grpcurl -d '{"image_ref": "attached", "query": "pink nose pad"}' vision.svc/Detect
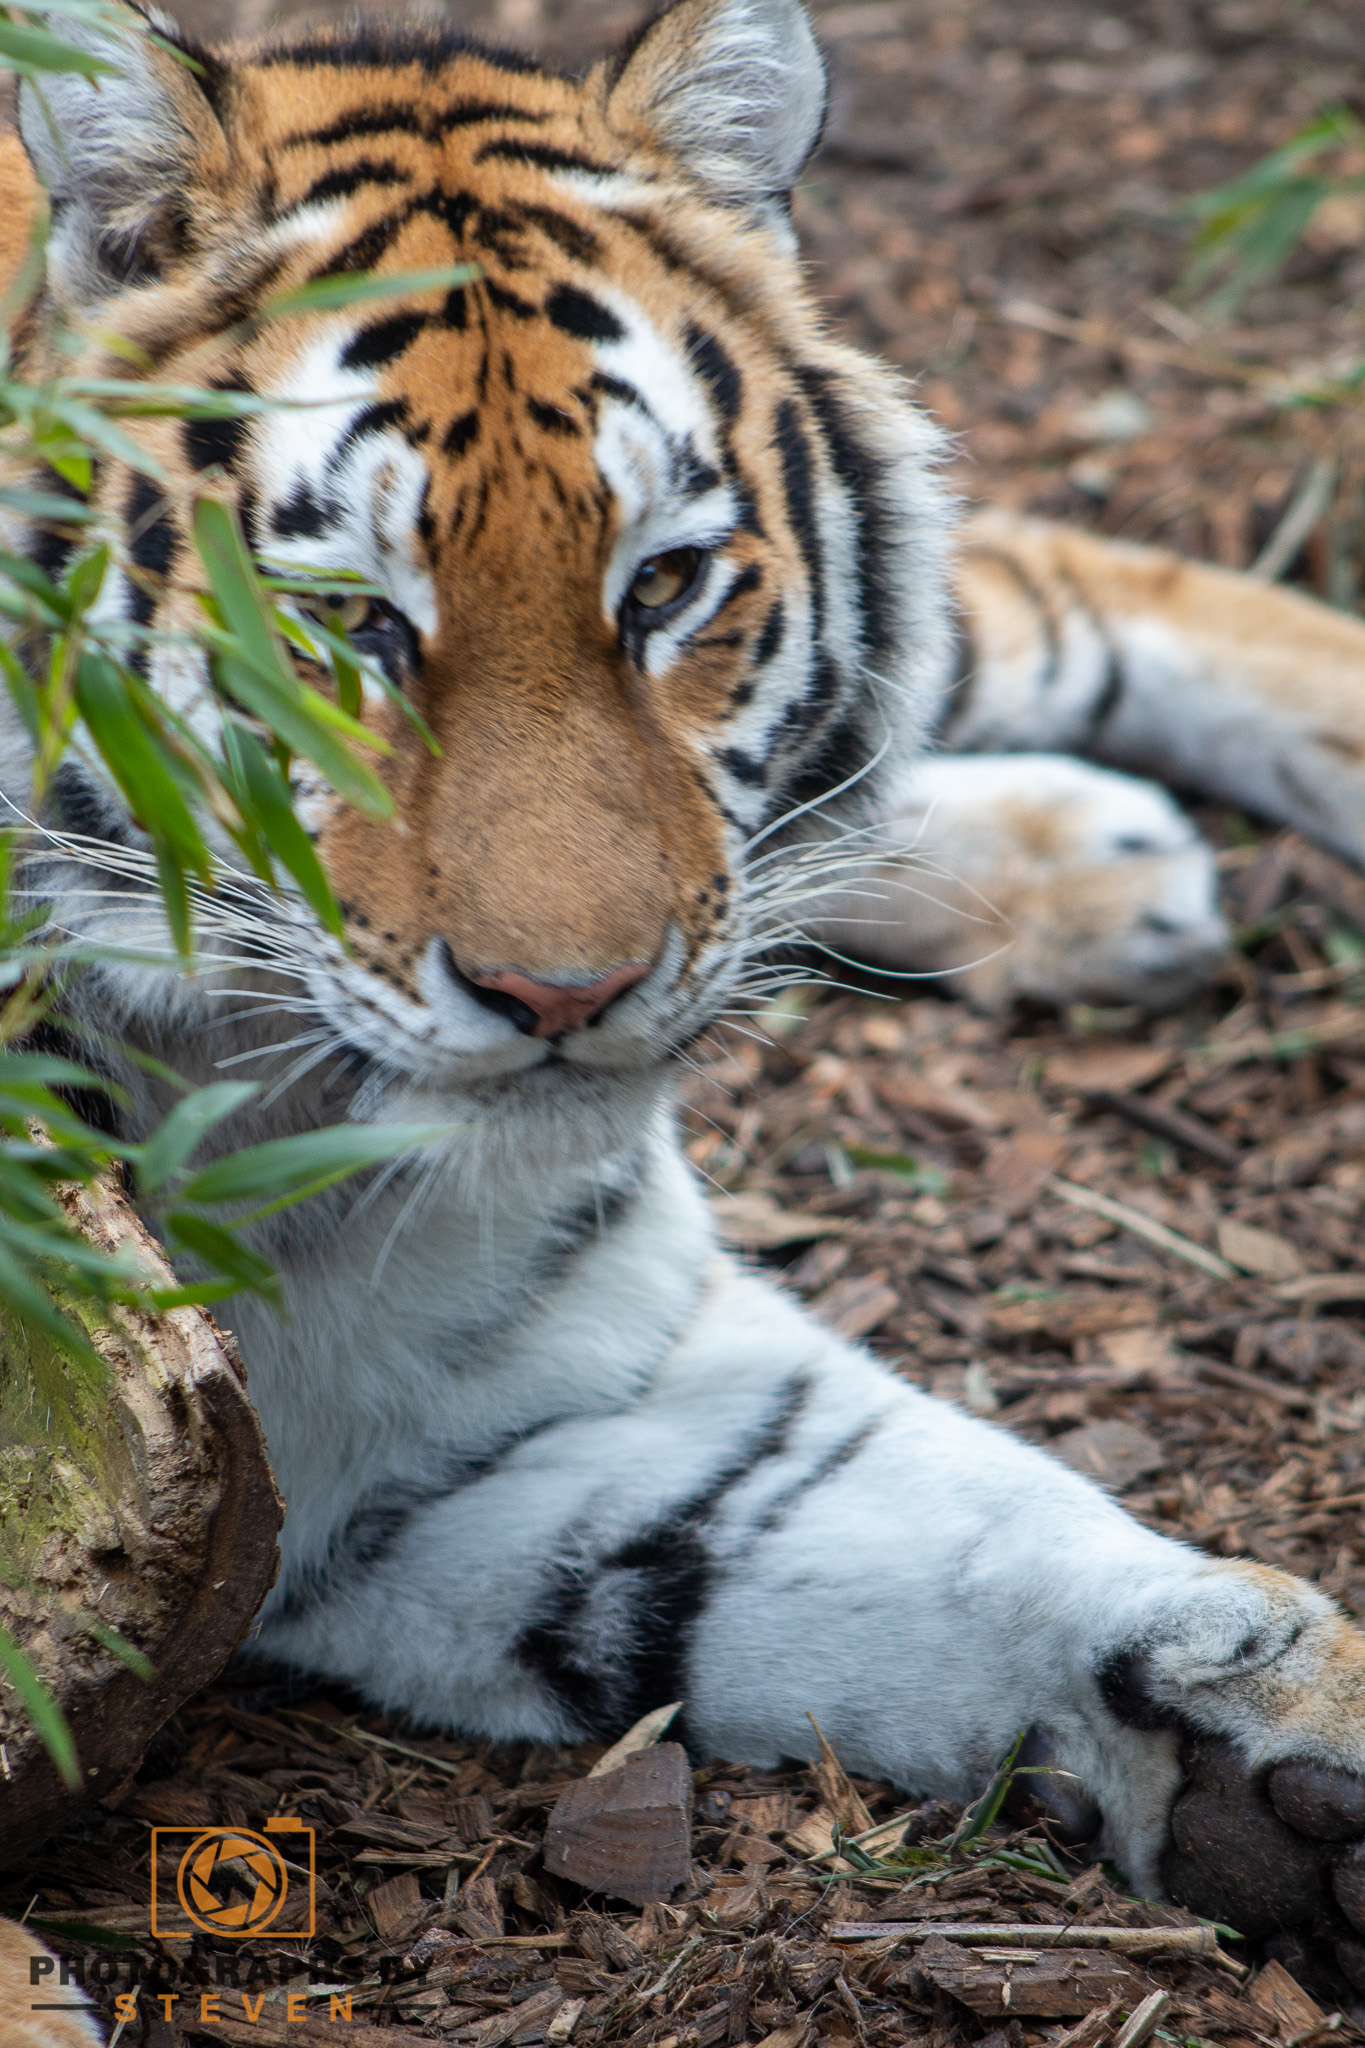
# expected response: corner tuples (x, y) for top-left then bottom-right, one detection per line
(467, 961), (651, 1038)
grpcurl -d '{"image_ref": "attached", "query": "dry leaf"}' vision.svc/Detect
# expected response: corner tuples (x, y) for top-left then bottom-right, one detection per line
(1217, 1218), (1306, 1281)
(1044, 1044), (1172, 1093)
(588, 1701), (682, 1779)
(710, 1192), (848, 1249)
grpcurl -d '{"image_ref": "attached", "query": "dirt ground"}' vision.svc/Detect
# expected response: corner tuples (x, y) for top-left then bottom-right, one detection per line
(10, 0), (1365, 2043)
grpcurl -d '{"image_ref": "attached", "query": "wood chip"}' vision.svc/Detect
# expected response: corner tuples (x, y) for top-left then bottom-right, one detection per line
(366, 1868), (424, 1939)
(809, 1269), (899, 1340)
(1050, 1420), (1167, 1490)
(543, 1742), (692, 1905)
(1246, 1959), (1329, 2041)
(986, 1290), (1157, 1341)
(807, 1714), (875, 1833)
(1113, 1988), (1171, 2048)
(913, 1929), (1144, 2016)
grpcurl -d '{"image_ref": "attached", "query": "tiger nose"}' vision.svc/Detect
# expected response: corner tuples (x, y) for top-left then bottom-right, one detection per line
(461, 960), (651, 1039)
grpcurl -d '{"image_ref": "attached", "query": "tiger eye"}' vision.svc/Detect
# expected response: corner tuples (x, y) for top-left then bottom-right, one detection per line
(629, 548), (702, 611)
(325, 593), (374, 634)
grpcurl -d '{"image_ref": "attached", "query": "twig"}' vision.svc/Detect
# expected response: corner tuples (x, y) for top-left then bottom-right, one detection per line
(828, 1923), (1223, 1958)
(1249, 458), (1338, 581)
(1275, 1273), (1365, 1305)
(283, 1709), (465, 1778)
(997, 297), (1365, 408)
(1046, 1179), (1236, 1281)
(1084, 1089), (1239, 1167)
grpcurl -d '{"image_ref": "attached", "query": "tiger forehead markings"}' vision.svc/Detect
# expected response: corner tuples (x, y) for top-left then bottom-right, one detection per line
(29, 10), (942, 1049)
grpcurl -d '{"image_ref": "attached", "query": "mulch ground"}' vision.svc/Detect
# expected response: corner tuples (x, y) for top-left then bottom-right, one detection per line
(11, 828), (1365, 2048)
(10, 0), (1365, 2043)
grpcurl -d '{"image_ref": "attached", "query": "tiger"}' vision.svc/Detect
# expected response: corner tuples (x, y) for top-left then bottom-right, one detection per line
(7, 0), (1365, 1997)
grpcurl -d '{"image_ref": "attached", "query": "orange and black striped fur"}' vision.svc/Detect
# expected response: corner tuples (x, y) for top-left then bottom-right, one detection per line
(9, 0), (1365, 1995)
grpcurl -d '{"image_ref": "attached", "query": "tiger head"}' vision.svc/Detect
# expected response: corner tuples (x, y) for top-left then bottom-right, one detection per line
(7, 0), (949, 1151)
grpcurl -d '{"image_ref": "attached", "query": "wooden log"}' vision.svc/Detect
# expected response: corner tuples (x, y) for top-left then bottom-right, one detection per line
(542, 1741), (692, 1905)
(0, 1173), (282, 1858)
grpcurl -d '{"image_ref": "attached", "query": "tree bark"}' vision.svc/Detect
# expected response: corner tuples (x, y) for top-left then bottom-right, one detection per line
(0, 1173), (282, 1858)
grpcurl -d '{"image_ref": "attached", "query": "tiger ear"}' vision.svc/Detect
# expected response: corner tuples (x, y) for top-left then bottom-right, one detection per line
(17, 2), (228, 306)
(605, 0), (826, 203)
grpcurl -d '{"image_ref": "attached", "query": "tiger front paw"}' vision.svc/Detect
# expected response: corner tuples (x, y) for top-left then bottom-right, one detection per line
(1165, 1738), (1365, 1994)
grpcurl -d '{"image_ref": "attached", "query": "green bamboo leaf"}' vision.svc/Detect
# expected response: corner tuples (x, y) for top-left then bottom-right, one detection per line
(229, 728), (342, 935)
(45, 399), (164, 481)
(163, 1211), (281, 1305)
(0, 1624), (80, 1789)
(0, 18), (115, 74)
(262, 262), (481, 322)
(134, 1080), (259, 1196)
(80, 1617), (153, 1681)
(74, 653), (209, 870)
(193, 498), (394, 816)
(179, 1121), (455, 1207)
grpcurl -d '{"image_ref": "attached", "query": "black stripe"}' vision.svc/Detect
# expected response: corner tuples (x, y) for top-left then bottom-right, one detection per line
(50, 760), (136, 850)
(443, 410), (480, 457)
(546, 285), (625, 345)
(590, 371), (651, 416)
(516, 1375), (812, 1737)
(183, 380), (254, 475)
(527, 397), (579, 436)
(719, 747), (767, 788)
(339, 310), (429, 371)
(516, 204), (599, 264)
(969, 545), (1062, 690)
(754, 599), (785, 666)
(757, 1418), (881, 1534)
(270, 480), (342, 542)
(716, 561), (763, 611)
(604, 1374), (813, 1730)
(475, 140), (614, 176)
(779, 714), (866, 814)
(301, 159), (411, 207)
(485, 279), (537, 320)
(24, 467), (86, 585)
(928, 611), (976, 743)
(795, 366), (895, 660)
(686, 325), (742, 424)
(774, 398), (824, 642)
(262, 27), (541, 73)
(330, 400), (410, 465)
(125, 476), (177, 629)
(285, 101), (550, 151)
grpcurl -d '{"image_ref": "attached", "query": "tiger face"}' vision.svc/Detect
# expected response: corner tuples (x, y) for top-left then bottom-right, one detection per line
(11, 0), (949, 1132)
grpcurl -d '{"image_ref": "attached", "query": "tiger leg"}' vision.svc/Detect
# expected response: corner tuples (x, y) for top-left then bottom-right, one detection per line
(805, 751), (1227, 1010)
(251, 1241), (1365, 1973)
(948, 508), (1365, 867)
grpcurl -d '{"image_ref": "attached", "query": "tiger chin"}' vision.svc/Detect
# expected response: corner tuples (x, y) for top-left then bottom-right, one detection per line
(8, 0), (1365, 2004)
